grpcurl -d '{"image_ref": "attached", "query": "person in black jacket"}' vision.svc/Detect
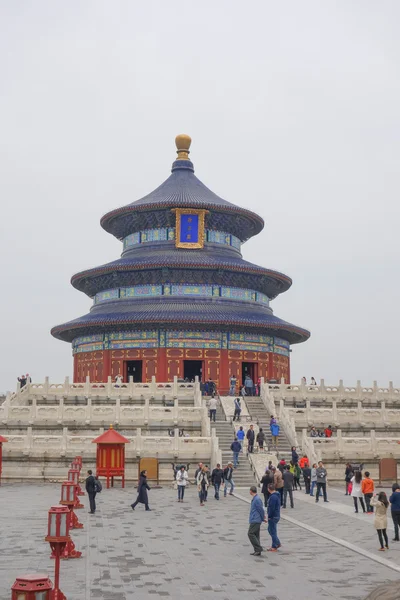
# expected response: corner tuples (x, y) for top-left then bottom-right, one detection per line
(345, 463), (353, 495)
(211, 463), (224, 500)
(85, 469), (97, 514)
(131, 470), (151, 511)
(223, 462), (235, 496)
(261, 469), (274, 507)
(247, 425), (255, 453)
(291, 447), (299, 465)
(302, 465), (311, 495)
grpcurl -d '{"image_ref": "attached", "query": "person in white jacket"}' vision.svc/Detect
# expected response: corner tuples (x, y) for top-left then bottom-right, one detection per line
(351, 471), (366, 513)
(176, 466), (188, 502)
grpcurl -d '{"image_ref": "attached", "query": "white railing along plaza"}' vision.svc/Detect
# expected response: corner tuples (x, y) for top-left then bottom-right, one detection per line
(287, 401), (400, 429)
(303, 428), (400, 461)
(8, 376), (202, 406)
(269, 379), (400, 401)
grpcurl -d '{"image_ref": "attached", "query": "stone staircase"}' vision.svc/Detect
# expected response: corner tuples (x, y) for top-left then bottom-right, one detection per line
(244, 396), (293, 463)
(211, 403), (257, 489)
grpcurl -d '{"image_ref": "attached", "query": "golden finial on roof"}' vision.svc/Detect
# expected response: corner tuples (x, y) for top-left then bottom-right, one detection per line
(109, 424), (113, 429)
(175, 134), (192, 160)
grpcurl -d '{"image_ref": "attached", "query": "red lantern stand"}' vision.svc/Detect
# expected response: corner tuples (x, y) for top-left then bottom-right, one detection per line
(68, 468), (85, 500)
(0, 435), (8, 485)
(45, 505), (70, 599)
(11, 573), (53, 599)
(74, 456), (82, 468)
(92, 425), (130, 489)
(55, 483), (82, 559)
(70, 460), (84, 495)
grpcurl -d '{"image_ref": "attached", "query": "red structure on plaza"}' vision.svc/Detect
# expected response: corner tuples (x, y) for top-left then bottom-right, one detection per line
(51, 135), (310, 391)
(92, 425), (129, 488)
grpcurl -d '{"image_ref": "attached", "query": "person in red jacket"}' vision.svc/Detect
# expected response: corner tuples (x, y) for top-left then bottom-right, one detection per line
(361, 471), (375, 513)
(324, 425), (333, 438)
(299, 455), (309, 469)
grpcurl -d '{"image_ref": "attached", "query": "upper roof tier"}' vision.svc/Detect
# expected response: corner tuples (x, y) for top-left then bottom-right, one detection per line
(101, 135), (264, 242)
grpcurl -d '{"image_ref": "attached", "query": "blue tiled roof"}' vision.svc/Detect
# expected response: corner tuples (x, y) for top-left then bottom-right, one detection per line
(71, 246), (292, 299)
(51, 297), (310, 344)
(101, 161), (264, 241)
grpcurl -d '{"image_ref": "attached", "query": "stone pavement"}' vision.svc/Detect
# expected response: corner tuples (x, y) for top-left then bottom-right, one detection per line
(1, 482), (400, 599)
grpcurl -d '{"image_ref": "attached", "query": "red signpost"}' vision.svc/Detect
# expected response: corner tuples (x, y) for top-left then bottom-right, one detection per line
(92, 425), (130, 488)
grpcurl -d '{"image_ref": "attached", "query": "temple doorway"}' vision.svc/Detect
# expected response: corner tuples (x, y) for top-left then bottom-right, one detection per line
(242, 362), (257, 386)
(126, 360), (143, 382)
(183, 360), (203, 382)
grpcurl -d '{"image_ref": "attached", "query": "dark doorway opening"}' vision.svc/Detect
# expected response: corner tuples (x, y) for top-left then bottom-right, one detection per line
(242, 362), (257, 386)
(183, 360), (203, 382)
(126, 360), (143, 383)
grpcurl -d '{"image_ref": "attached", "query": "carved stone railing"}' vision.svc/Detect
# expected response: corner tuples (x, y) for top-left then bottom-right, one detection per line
(260, 381), (299, 450)
(8, 375), (200, 405)
(3, 426), (213, 459)
(268, 379), (400, 402)
(0, 397), (204, 429)
(303, 428), (400, 460)
(288, 401), (399, 429)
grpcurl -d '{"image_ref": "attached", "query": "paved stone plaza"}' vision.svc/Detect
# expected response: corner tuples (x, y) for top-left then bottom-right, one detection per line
(1, 483), (400, 599)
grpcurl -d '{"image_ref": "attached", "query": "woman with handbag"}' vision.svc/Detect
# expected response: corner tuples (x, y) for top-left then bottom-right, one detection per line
(176, 465), (188, 502)
(131, 470), (151, 511)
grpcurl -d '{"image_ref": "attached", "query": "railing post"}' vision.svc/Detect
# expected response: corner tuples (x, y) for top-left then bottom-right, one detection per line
(64, 376), (70, 398)
(357, 401), (364, 425)
(337, 428), (343, 456)
(332, 399), (338, 425)
(61, 427), (68, 456)
(58, 398), (64, 424)
(201, 406), (210, 436)
(174, 428), (179, 455)
(151, 375), (156, 397)
(373, 380), (378, 400)
(115, 397), (120, 424)
(389, 381), (394, 400)
(106, 376), (112, 399)
(173, 396), (179, 425)
(24, 426), (33, 456)
(84, 375), (91, 399)
(370, 429), (378, 457)
(356, 380), (362, 400)
(85, 397), (91, 424)
(144, 397), (149, 425)
(320, 378), (325, 394)
(136, 427), (142, 455)
(381, 401), (388, 426)
(306, 399), (311, 425)
(44, 376), (49, 398)
(173, 376), (178, 398)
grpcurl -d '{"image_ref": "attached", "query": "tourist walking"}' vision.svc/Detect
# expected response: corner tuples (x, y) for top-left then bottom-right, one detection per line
(197, 466), (209, 506)
(236, 425), (245, 448)
(176, 465), (188, 502)
(291, 446), (299, 465)
(310, 463), (318, 497)
(230, 438), (242, 468)
(246, 425), (255, 453)
(294, 463), (302, 491)
(389, 483), (400, 542)
(131, 470), (151, 511)
(282, 466), (294, 509)
(85, 469), (97, 514)
(315, 461), (329, 503)
(267, 484), (281, 551)
(240, 384), (246, 398)
(345, 463), (353, 495)
(273, 467), (284, 506)
(233, 397), (241, 421)
(277, 458), (286, 474)
(229, 374), (237, 396)
(371, 492), (389, 551)
(211, 463), (224, 500)
(302, 463), (311, 495)
(223, 462), (235, 496)
(351, 471), (366, 513)
(248, 485), (266, 556)
(270, 416), (280, 448)
(362, 471), (375, 513)
(256, 428), (265, 452)
(244, 374), (254, 397)
(299, 455), (309, 469)
(261, 469), (274, 507)
(208, 395), (218, 422)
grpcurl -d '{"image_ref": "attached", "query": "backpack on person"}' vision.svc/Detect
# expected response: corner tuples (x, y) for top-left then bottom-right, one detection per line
(94, 479), (102, 493)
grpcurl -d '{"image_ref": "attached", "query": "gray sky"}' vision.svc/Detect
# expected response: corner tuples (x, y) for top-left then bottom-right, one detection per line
(0, 1), (399, 392)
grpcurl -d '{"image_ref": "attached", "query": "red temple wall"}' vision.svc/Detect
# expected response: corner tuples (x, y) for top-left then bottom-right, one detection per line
(74, 348), (290, 391)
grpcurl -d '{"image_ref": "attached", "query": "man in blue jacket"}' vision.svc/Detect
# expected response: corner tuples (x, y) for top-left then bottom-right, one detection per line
(267, 483), (281, 551)
(230, 438), (242, 468)
(248, 485), (266, 556)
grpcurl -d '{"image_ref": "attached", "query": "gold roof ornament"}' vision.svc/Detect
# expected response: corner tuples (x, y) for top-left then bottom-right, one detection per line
(175, 134), (192, 160)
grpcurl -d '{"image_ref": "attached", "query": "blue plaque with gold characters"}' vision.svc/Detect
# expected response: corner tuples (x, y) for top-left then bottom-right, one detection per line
(173, 208), (208, 249)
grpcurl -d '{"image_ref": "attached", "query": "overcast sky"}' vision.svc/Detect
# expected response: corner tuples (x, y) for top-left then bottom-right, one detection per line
(0, 1), (399, 392)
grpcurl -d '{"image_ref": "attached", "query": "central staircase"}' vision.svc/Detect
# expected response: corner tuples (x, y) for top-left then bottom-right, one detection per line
(244, 396), (293, 463)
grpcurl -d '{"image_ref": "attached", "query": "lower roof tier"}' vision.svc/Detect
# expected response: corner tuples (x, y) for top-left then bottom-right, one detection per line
(71, 246), (292, 299)
(51, 297), (310, 344)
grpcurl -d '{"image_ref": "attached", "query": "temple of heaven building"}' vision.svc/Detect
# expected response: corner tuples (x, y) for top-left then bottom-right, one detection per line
(51, 134), (310, 391)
